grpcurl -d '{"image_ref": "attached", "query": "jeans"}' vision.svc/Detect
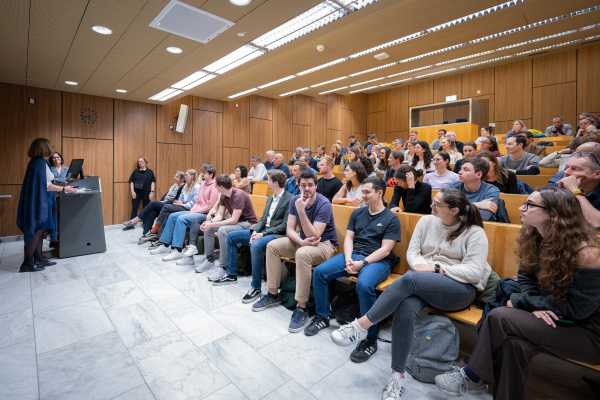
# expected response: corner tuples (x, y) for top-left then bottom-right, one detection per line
(158, 211), (189, 248)
(366, 271), (476, 373)
(204, 222), (252, 267)
(226, 230), (280, 288)
(313, 252), (391, 340)
(172, 212), (207, 247)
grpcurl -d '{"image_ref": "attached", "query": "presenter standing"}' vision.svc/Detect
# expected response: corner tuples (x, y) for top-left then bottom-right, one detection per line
(128, 157), (156, 221)
(17, 138), (74, 273)
(49, 152), (69, 184)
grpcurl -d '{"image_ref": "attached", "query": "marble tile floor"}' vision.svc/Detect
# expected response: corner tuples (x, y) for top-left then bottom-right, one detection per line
(0, 226), (493, 400)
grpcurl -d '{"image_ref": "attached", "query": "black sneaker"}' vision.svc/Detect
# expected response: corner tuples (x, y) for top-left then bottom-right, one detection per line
(350, 338), (378, 363)
(242, 288), (261, 304)
(148, 240), (162, 249)
(212, 274), (237, 286)
(304, 315), (330, 337)
(122, 223), (135, 231)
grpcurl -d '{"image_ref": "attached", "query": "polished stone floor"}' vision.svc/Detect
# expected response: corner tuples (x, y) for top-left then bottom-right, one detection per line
(0, 226), (495, 400)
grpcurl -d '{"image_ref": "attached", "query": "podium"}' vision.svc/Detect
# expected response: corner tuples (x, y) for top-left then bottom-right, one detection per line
(58, 176), (106, 258)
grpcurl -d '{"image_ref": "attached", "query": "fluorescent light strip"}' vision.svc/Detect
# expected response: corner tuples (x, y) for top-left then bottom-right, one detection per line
(258, 75), (297, 89)
(215, 49), (265, 74)
(514, 39), (581, 57)
(311, 76), (348, 87)
(297, 58), (347, 76)
(379, 78), (412, 87)
(204, 45), (262, 73)
(149, 88), (179, 101)
(349, 77), (385, 87)
(349, 85), (379, 94)
(349, 62), (398, 77)
(280, 87), (309, 97)
(414, 68), (456, 79)
(435, 50), (495, 66)
(387, 65), (432, 78)
(349, 32), (425, 59)
(319, 86), (348, 95)
(172, 71), (208, 89)
(400, 43), (465, 63)
(182, 74), (216, 90)
(159, 89), (184, 101)
(459, 55), (515, 69)
(228, 88), (258, 99)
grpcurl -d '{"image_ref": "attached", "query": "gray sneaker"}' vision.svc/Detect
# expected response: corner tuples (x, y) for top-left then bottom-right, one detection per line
(381, 375), (405, 400)
(434, 368), (486, 396)
(252, 293), (281, 312)
(207, 266), (227, 282)
(288, 308), (309, 333)
(194, 259), (213, 274)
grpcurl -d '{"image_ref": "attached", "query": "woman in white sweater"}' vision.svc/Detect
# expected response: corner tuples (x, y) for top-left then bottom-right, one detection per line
(330, 188), (491, 400)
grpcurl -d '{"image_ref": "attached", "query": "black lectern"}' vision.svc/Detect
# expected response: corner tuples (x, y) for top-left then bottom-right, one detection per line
(58, 176), (106, 258)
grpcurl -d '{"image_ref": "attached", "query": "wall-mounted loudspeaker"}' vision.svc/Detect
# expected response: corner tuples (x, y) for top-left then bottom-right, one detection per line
(175, 104), (189, 133)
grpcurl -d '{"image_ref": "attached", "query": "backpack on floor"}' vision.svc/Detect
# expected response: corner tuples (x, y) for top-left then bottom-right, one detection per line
(279, 263), (315, 314)
(406, 314), (459, 384)
(330, 280), (360, 325)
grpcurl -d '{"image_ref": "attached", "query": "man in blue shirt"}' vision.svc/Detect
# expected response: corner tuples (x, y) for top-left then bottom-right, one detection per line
(272, 153), (291, 178)
(452, 157), (500, 221)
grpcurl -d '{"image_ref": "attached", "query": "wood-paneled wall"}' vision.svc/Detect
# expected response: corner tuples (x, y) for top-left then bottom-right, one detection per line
(367, 44), (600, 140)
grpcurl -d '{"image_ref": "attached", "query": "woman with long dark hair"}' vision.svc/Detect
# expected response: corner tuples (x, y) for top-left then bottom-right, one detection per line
(232, 165), (250, 192)
(435, 188), (600, 400)
(333, 161), (368, 206)
(17, 138), (75, 272)
(479, 151), (520, 194)
(331, 189), (490, 399)
(411, 141), (434, 173)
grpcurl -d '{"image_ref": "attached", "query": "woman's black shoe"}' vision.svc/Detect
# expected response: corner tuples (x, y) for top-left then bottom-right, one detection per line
(36, 259), (57, 267)
(19, 263), (45, 273)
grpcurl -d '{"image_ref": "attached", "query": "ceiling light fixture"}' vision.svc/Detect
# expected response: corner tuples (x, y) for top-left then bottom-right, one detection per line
(279, 87), (309, 97)
(92, 25), (112, 35)
(387, 65), (432, 78)
(318, 86), (348, 95)
(115, 89), (128, 93)
(297, 58), (347, 76)
(379, 78), (413, 87)
(257, 75), (296, 89)
(349, 85), (379, 94)
(414, 68), (456, 79)
(228, 88), (258, 99)
(203, 45), (263, 73)
(149, 88), (182, 101)
(400, 43), (466, 63)
(349, 62), (398, 77)
(349, 77), (385, 87)
(229, 0), (252, 6)
(166, 46), (183, 54)
(64, 81), (78, 86)
(172, 71), (209, 89)
(310, 76), (348, 88)
(181, 74), (216, 90)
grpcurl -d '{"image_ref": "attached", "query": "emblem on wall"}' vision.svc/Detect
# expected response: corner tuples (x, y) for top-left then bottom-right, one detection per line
(80, 108), (98, 125)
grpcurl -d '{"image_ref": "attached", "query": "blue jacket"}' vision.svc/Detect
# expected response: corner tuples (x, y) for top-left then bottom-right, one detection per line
(17, 157), (56, 241)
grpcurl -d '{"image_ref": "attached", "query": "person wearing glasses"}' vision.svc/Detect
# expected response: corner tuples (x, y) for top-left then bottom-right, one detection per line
(48, 152), (69, 184)
(330, 189), (490, 400)
(435, 188), (600, 400)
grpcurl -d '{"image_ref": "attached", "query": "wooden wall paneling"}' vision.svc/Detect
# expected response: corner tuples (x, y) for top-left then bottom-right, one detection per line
(0, 185), (21, 235)
(532, 49), (576, 88)
(311, 101), (327, 149)
(24, 86), (62, 147)
(249, 117), (273, 160)
(222, 98), (249, 149)
(494, 119), (532, 135)
(367, 112), (386, 136)
(113, 182), (131, 225)
(462, 67), (494, 97)
(293, 95), (312, 126)
(327, 94), (343, 131)
(292, 124), (311, 150)
(114, 100), (157, 182)
(473, 94), (494, 124)
(62, 138), (114, 224)
(326, 129), (344, 150)
(494, 59), (532, 121)
(193, 110), (222, 171)
(222, 147), (250, 174)
(408, 80), (434, 106)
(385, 131), (408, 142)
(367, 92), (385, 113)
(62, 93), (113, 140)
(249, 95), (273, 120)
(577, 44), (600, 113)
(0, 84), (25, 185)
(532, 82), (577, 131)
(272, 97), (293, 152)
(349, 94), (367, 135)
(156, 143), (193, 196)
(192, 96), (223, 113)
(385, 86), (409, 132)
(434, 75), (462, 103)
(156, 96), (193, 145)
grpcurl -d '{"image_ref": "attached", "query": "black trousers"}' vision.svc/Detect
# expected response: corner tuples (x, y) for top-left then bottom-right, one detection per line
(130, 190), (151, 219)
(139, 201), (164, 234)
(22, 229), (47, 267)
(469, 307), (600, 400)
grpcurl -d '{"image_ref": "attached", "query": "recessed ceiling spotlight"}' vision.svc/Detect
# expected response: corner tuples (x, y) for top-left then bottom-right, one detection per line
(166, 46), (183, 54)
(115, 89), (128, 93)
(65, 81), (78, 86)
(92, 25), (112, 35)
(237, 32), (247, 37)
(316, 44), (325, 52)
(229, 0), (252, 6)
(374, 52), (389, 60)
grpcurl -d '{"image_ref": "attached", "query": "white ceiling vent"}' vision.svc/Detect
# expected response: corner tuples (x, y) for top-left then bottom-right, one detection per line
(150, 0), (234, 44)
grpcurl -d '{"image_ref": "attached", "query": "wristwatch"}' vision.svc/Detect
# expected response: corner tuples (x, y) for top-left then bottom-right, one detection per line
(434, 263), (441, 274)
(362, 259), (370, 267)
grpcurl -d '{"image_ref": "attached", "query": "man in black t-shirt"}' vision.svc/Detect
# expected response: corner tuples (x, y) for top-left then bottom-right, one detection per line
(305, 177), (400, 363)
(316, 156), (342, 201)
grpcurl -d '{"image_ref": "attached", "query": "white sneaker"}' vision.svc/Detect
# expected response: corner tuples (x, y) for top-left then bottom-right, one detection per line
(182, 245), (198, 257)
(162, 250), (183, 262)
(331, 319), (368, 346)
(381, 375), (406, 400)
(149, 245), (170, 255)
(194, 259), (213, 274)
(207, 266), (227, 282)
(176, 256), (195, 266)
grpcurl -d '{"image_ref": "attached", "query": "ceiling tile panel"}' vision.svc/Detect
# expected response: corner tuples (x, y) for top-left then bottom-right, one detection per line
(0, 0), (30, 84)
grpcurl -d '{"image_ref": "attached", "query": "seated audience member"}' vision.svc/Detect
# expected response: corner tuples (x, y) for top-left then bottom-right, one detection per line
(307, 177), (400, 362)
(272, 153), (291, 177)
(231, 165), (250, 193)
(195, 175), (258, 278)
(375, 147), (391, 174)
(264, 150), (275, 170)
(541, 132), (600, 171)
(390, 165), (432, 214)
(365, 133), (378, 155)
(385, 151), (404, 185)
(411, 141), (434, 174)
(505, 119), (528, 142)
(558, 150), (600, 228)
(343, 145), (362, 168)
(548, 141), (600, 186)
(127, 171), (185, 241)
(500, 135), (540, 175)
(359, 155), (377, 178)
(440, 137), (463, 165)
(218, 170), (292, 288)
(331, 189), (491, 399)
(479, 151), (521, 194)
(425, 151), (460, 189)
(478, 136), (501, 158)
(248, 156), (267, 182)
(285, 162), (303, 196)
(435, 188), (600, 400)
(406, 130), (418, 145)
(453, 142), (478, 173)
(404, 141), (415, 166)
(329, 143), (343, 165)
(149, 166), (220, 262)
(333, 161), (368, 206)
(316, 156), (343, 202)
(445, 131), (464, 154)
(314, 144), (326, 163)
(49, 152), (69, 184)
(302, 148), (318, 170)
(253, 170), (338, 333)
(576, 114), (599, 137)
(289, 146), (303, 164)
(348, 135), (359, 150)
(298, 156), (318, 176)
(392, 138), (404, 153)
(475, 126), (494, 146)
(431, 129), (446, 151)
(452, 157), (500, 221)
(545, 116), (573, 136)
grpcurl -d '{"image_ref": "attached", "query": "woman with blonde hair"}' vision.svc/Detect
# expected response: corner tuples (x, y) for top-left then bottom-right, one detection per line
(440, 137), (463, 166)
(329, 143), (342, 165)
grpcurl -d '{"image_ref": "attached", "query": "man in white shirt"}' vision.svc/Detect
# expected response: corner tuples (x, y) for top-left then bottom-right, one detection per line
(248, 155), (267, 182)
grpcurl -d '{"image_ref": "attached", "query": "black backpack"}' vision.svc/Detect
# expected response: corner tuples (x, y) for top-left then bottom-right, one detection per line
(330, 280), (360, 325)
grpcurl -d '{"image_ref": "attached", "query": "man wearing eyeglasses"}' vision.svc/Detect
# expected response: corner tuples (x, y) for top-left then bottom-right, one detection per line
(558, 148), (600, 228)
